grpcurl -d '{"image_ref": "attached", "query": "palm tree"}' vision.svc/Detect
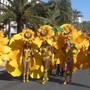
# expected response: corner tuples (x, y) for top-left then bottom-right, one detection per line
(81, 21), (90, 32)
(0, 0), (39, 33)
(46, 0), (73, 26)
(58, 0), (73, 25)
(0, 0), (51, 34)
(72, 9), (83, 30)
(72, 9), (83, 23)
(45, 0), (62, 26)
(26, 1), (51, 30)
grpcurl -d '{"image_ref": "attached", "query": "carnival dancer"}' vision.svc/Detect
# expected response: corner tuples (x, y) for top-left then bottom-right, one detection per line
(63, 39), (77, 84)
(60, 24), (90, 81)
(88, 41), (90, 75)
(6, 29), (41, 82)
(41, 40), (53, 84)
(21, 38), (34, 82)
(52, 26), (64, 77)
(0, 31), (11, 66)
(87, 32), (90, 75)
(37, 25), (54, 84)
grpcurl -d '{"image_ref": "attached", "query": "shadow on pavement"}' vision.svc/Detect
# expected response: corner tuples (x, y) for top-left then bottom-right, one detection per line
(0, 71), (64, 84)
(0, 71), (90, 89)
(0, 71), (13, 81)
(47, 73), (64, 84)
(0, 71), (42, 83)
(49, 76), (64, 84)
(70, 82), (90, 88)
(0, 71), (22, 81)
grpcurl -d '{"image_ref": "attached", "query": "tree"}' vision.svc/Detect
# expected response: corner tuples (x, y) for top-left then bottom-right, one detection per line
(58, 0), (73, 25)
(0, 0), (52, 34)
(46, 0), (73, 26)
(81, 21), (90, 32)
(26, 1), (51, 30)
(72, 9), (83, 23)
(47, 0), (62, 26)
(72, 9), (83, 30)
(0, 0), (41, 33)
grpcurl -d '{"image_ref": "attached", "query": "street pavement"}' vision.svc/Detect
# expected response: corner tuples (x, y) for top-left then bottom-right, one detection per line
(0, 68), (90, 90)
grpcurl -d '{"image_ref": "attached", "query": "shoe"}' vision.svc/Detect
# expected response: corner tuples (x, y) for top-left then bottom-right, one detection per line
(64, 81), (68, 84)
(64, 81), (67, 84)
(42, 78), (49, 84)
(26, 79), (29, 82)
(46, 78), (49, 81)
(23, 79), (25, 82)
(42, 80), (46, 84)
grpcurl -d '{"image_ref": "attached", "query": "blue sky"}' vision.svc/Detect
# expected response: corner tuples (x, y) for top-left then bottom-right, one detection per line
(42, 0), (90, 21)
(71, 0), (90, 21)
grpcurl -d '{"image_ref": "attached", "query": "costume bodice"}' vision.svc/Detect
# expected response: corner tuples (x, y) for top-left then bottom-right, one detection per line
(23, 48), (32, 62)
(41, 46), (52, 56)
(65, 48), (74, 62)
(41, 46), (52, 60)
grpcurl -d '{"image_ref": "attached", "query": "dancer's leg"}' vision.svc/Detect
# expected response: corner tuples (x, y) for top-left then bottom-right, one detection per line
(42, 59), (50, 84)
(26, 60), (30, 82)
(23, 60), (26, 82)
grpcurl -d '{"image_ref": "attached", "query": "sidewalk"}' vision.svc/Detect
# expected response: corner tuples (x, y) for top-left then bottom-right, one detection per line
(0, 66), (6, 72)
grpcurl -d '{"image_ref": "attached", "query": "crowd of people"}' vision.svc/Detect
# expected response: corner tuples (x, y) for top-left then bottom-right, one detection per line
(0, 24), (90, 84)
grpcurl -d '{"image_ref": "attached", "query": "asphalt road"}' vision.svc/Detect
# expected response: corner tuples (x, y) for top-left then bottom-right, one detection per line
(0, 68), (90, 90)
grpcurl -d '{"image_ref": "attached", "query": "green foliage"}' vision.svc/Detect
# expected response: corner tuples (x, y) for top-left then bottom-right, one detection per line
(0, 0), (49, 33)
(0, 0), (89, 35)
(72, 9), (83, 23)
(46, 0), (73, 26)
(81, 21), (90, 32)
(58, 0), (73, 25)
(46, 0), (62, 26)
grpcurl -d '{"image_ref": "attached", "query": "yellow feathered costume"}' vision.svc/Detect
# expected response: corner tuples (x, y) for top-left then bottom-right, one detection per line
(75, 31), (90, 70)
(6, 29), (44, 79)
(55, 24), (89, 72)
(37, 25), (55, 84)
(0, 31), (11, 66)
(37, 25), (55, 66)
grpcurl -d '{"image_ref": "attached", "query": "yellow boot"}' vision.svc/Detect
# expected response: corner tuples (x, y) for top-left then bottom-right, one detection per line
(64, 72), (68, 84)
(64, 81), (67, 84)
(23, 73), (26, 82)
(26, 72), (29, 82)
(42, 77), (46, 84)
(42, 69), (49, 84)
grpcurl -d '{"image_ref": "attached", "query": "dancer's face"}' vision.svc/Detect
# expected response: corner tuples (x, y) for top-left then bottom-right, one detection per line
(42, 40), (47, 46)
(25, 41), (30, 48)
(66, 40), (70, 46)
